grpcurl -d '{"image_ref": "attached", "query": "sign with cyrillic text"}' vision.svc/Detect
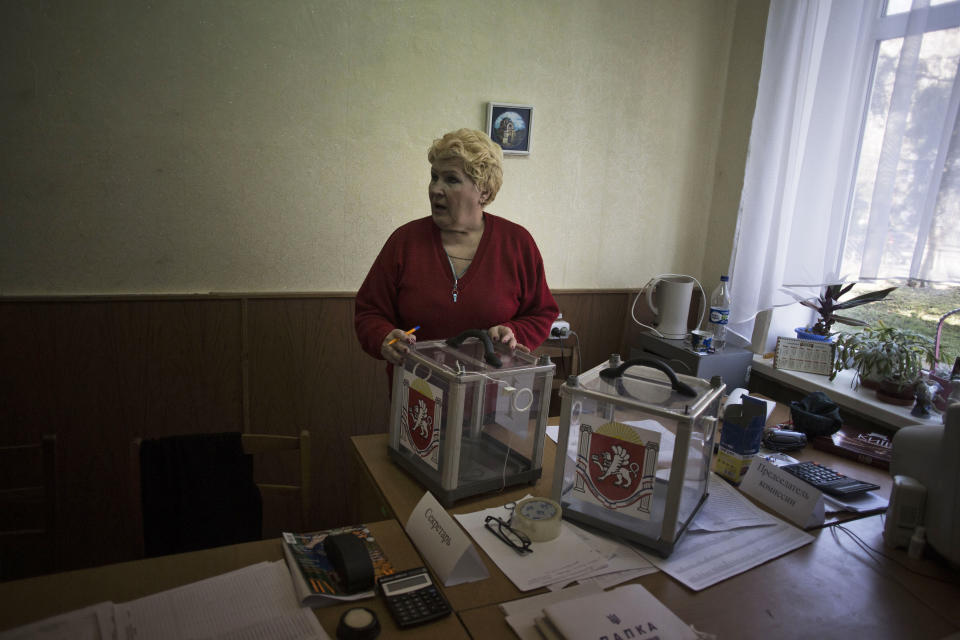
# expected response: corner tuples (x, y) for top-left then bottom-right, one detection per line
(739, 459), (825, 528)
(404, 491), (489, 586)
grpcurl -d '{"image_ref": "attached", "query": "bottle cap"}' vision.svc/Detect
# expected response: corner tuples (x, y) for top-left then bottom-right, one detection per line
(721, 275), (729, 281)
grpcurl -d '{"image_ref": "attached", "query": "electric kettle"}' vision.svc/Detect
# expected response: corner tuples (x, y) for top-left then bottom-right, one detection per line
(643, 275), (705, 340)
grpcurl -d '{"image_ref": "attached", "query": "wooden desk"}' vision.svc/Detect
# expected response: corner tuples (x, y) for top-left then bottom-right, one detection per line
(0, 519), (469, 639)
(459, 515), (960, 640)
(352, 433), (556, 612)
(760, 397), (893, 503)
(353, 434), (960, 640)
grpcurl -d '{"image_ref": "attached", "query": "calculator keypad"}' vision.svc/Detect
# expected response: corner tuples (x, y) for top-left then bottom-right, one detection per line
(381, 571), (451, 629)
(781, 461), (880, 497)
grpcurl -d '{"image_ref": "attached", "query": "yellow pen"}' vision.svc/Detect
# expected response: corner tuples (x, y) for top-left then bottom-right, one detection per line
(388, 325), (420, 345)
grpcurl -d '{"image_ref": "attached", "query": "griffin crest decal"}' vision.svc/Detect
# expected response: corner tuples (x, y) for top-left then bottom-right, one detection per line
(573, 419), (660, 518)
(399, 373), (443, 470)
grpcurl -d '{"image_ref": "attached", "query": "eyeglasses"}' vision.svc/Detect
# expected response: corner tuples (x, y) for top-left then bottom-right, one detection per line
(484, 515), (533, 555)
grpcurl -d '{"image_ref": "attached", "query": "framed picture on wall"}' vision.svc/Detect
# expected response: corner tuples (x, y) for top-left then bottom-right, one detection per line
(486, 103), (533, 155)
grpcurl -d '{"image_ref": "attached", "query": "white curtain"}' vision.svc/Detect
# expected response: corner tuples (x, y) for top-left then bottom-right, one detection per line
(842, 0), (960, 284)
(728, 0), (882, 342)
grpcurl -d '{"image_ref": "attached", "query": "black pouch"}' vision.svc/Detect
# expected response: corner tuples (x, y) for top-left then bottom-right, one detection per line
(789, 391), (843, 438)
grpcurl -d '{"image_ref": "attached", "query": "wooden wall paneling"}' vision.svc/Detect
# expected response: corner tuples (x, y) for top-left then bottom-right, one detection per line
(105, 299), (244, 562)
(1, 290), (636, 578)
(245, 297), (389, 535)
(0, 299), (244, 575)
(552, 292), (633, 372)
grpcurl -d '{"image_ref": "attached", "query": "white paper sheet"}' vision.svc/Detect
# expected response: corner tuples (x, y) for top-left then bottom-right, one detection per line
(557, 521), (658, 585)
(688, 473), (780, 532)
(641, 518), (814, 591)
(113, 560), (329, 640)
(0, 602), (114, 640)
(824, 491), (889, 513)
(454, 500), (609, 591)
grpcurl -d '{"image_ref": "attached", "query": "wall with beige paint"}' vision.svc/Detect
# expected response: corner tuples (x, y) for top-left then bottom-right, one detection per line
(0, 0), (768, 295)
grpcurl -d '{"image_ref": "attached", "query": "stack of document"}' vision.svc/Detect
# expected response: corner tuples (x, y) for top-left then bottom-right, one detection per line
(0, 561), (330, 640)
(500, 583), (702, 640)
(454, 497), (657, 592)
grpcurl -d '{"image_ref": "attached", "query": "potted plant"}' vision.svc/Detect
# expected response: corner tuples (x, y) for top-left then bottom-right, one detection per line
(792, 283), (896, 341)
(830, 321), (938, 405)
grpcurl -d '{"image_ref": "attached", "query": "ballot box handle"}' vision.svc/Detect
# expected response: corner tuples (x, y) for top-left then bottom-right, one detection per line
(599, 357), (696, 397)
(445, 329), (503, 368)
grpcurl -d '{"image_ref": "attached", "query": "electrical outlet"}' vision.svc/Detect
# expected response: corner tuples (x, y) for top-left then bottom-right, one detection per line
(551, 315), (571, 339)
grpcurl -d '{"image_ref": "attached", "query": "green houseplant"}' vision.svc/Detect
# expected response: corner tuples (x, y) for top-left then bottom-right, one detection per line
(794, 283), (897, 340)
(831, 321), (938, 404)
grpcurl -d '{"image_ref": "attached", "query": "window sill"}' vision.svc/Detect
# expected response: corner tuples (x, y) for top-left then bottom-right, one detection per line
(749, 354), (941, 431)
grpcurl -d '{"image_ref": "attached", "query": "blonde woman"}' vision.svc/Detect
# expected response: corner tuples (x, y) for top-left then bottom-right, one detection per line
(355, 128), (558, 373)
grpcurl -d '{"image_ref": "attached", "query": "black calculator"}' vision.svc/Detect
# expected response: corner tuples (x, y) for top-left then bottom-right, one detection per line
(378, 567), (451, 628)
(781, 461), (880, 497)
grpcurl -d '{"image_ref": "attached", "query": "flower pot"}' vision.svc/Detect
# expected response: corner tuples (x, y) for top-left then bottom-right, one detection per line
(795, 327), (834, 342)
(875, 379), (916, 406)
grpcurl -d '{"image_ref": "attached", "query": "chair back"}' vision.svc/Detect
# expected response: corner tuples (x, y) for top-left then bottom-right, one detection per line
(0, 434), (57, 578)
(130, 430), (311, 557)
(241, 430), (311, 532)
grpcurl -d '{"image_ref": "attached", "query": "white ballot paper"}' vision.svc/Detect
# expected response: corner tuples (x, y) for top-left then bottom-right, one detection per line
(688, 472), (780, 532)
(739, 458), (826, 528)
(454, 499), (609, 591)
(548, 521), (658, 590)
(404, 491), (489, 586)
(113, 560), (328, 640)
(0, 602), (114, 640)
(642, 519), (814, 591)
(824, 490), (888, 513)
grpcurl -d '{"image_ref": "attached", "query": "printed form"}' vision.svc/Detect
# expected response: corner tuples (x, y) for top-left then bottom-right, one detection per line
(113, 560), (329, 640)
(641, 476), (814, 591)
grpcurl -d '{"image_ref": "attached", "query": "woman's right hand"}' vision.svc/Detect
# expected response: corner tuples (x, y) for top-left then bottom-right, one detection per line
(381, 328), (417, 365)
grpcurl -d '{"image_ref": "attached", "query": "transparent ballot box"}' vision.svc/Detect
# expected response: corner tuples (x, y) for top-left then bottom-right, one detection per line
(388, 330), (556, 507)
(551, 355), (724, 557)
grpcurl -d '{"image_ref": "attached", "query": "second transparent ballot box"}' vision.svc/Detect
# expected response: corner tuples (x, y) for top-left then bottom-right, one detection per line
(551, 355), (724, 557)
(388, 330), (556, 507)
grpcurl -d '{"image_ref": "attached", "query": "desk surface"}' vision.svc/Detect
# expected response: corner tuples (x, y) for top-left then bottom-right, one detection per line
(458, 514), (960, 640)
(352, 433), (960, 640)
(352, 432), (556, 612)
(0, 519), (469, 639)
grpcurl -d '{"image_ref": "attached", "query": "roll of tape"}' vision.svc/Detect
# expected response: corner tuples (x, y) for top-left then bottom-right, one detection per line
(511, 497), (562, 542)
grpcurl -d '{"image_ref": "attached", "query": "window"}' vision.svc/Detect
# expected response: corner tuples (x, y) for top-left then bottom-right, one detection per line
(837, 1), (960, 375)
(841, 0), (960, 283)
(729, 0), (960, 361)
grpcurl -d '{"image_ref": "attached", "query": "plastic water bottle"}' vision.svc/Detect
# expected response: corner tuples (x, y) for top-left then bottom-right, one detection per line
(709, 275), (730, 351)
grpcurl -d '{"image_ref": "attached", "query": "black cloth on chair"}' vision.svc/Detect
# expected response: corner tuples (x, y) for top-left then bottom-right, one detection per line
(140, 432), (262, 557)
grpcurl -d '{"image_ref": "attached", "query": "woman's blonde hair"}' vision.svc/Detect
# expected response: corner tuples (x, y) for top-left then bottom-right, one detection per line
(428, 129), (504, 204)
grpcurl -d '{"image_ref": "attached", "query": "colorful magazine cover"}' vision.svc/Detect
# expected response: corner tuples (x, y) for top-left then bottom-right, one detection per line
(281, 525), (396, 606)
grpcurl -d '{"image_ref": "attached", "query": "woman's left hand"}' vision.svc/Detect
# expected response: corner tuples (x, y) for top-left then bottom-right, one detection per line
(488, 325), (529, 352)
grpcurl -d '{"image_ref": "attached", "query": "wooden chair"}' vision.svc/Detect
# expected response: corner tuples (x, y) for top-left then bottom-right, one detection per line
(0, 434), (57, 579)
(241, 430), (312, 531)
(130, 430), (311, 557)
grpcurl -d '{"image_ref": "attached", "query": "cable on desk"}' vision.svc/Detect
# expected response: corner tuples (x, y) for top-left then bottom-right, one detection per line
(566, 331), (582, 375)
(828, 523), (960, 627)
(833, 522), (960, 586)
